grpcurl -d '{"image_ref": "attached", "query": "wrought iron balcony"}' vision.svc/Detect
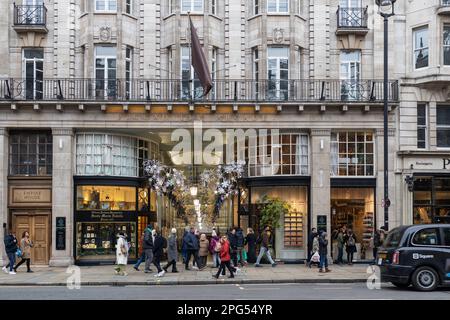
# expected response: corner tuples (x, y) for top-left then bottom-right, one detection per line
(0, 78), (399, 103)
(13, 3), (48, 32)
(336, 6), (368, 35)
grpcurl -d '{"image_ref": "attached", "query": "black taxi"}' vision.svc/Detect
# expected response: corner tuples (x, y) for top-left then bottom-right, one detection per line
(377, 224), (450, 291)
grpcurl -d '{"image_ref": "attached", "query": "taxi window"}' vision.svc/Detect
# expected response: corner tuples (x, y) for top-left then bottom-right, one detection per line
(383, 229), (403, 248)
(443, 228), (450, 246)
(412, 228), (441, 246)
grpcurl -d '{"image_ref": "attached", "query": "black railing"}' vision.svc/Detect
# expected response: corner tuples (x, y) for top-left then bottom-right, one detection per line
(442, 0), (450, 6)
(0, 79), (399, 103)
(14, 4), (47, 26)
(337, 6), (368, 28)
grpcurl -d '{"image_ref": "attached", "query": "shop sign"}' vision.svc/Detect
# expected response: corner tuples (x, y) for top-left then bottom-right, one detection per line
(406, 158), (450, 171)
(317, 215), (327, 233)
(11, 188), (51, 205)
(90, 211), (125, 222)
(56, 217), (66, 251)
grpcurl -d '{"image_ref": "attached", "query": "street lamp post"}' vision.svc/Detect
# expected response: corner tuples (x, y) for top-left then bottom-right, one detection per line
(376, 0), (396, 231)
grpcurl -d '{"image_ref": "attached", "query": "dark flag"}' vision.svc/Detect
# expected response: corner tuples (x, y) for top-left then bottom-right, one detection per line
(189, 15), (213, 96)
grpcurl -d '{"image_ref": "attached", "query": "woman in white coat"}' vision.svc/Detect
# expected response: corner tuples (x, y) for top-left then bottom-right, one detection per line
(115, 232), (129, 276)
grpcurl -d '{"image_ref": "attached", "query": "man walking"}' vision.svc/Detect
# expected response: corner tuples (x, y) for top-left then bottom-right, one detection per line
(163, 228), (179, 273)
(318, 231), (331, 273)
(2, 230), (18, 275)
(235, 226), (247, 267)
(143, 224), (154, 273)
(255, 227), (277, 268)
(336, 227), (345, 265)
(184, 227), (201, 270)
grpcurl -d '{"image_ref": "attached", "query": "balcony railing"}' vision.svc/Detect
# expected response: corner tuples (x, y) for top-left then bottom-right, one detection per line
(442, 0), (450, 6)
(14, 3), (47, 26)
(337, 6), (368, 29)
(0, 79), (399, 103)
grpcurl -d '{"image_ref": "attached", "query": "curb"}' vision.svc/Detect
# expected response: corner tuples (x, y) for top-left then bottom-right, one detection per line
(0, 278), (370, 286)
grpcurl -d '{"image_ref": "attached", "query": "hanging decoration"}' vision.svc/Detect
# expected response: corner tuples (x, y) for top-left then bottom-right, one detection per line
(143, 160), (245, 224)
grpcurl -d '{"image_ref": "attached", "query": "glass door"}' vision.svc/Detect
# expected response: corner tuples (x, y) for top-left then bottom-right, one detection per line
(23, 49), (44, 100)
(95, 46), (117, 100)
(23, 0), (44, 24)
(339, 0), (362, 27)
(340, 51), (361, 100)
(267, 47), (289, 100)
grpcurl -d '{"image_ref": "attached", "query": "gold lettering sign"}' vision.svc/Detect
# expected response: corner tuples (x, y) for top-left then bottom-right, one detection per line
(12, 188), (51, 204)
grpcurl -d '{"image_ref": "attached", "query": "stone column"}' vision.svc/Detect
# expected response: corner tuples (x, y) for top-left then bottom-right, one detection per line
(310, 129), (331, 259)
(0, 128), (8, 266)
(49, 128), (75, 267)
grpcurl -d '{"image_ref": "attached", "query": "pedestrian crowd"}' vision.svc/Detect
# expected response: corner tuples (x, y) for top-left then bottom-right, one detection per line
(117, 224), (277, 278)
(2, 224), (386, 277)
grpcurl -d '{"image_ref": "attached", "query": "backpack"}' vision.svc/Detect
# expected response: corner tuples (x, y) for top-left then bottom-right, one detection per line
(162, 236), (168, 249)
(347, 235), (355, 247)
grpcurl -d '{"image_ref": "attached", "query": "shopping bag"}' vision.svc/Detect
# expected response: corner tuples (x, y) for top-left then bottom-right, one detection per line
(311, 251), (320, 263)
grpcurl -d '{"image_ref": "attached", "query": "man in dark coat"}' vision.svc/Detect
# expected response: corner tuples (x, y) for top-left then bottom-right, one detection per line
(152, 228), (164, 277)
(228, 227), (238, 267)
(184, 227), (201, 270)
(318, 231), (331, 273)
(3, 231), (18, 274)
(143, 224), (154, 273)
(235, 227), (246, 267)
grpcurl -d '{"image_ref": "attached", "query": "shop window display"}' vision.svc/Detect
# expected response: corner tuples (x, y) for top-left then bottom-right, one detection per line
(331, 187), (375, 261)
(413, 176), (450, 224)
(250, 186), (307, 258)
(76, 222), (136, 260)
(76, 186), (136, 211)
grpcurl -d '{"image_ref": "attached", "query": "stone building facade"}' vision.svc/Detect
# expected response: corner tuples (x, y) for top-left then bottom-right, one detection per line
(0, 0), (415, 267)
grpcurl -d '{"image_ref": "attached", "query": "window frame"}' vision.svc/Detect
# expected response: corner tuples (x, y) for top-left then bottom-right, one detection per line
(413, 26), (429, 70)
(95, 0), (117, 12)
(9, 131), (53, 176)
(437, 105), (450, 149)
(443, 25), (450, 66)
(267, 0), (289, 14)
(181, 0), (204, 13)
(125, 46), (133, 100)
(417, 104), (428, 149)
(330, 131), (376, 177)
(125, 0), (132, 15)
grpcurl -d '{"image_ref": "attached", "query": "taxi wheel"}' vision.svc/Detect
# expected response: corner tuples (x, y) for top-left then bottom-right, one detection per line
(411, 267), (439, 292)
(391, 281), (410, 289)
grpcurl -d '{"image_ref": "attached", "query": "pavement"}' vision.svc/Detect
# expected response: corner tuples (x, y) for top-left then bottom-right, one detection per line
(0, 263), (376, 286)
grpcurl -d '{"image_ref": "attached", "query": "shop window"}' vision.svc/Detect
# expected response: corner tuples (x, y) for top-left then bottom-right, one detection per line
(9, 131), (52, 176)
(417, 104), (427, 149)
(413, 176), (450, 224)
(247, 133), (309, 177)
(76, 186), (136, 211)
(331, 187), (375, 260)
(251, 186), (307, 254)
(437, 105), (450, 148)
(76, 133), (157, 178)
(76, 222), (136, 260)
(331, 131), (374, 177)
(412, 228), (441, 246)
(413, 26), (429, 70)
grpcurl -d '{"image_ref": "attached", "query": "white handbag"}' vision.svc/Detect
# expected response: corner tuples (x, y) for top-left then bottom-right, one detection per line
(311, 251), (320, 263)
